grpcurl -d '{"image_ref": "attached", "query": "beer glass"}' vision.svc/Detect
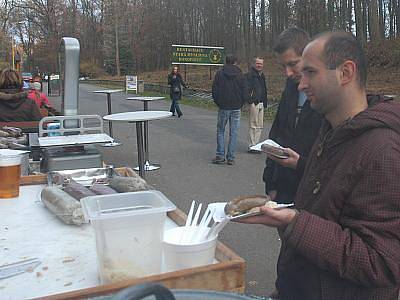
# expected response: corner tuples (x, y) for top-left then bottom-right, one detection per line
(0, 154), (22, 198)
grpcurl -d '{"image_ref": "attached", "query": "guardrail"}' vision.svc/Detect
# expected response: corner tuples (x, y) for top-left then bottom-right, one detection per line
(82, 79), (281, 108)
(83, 79), (214, 102)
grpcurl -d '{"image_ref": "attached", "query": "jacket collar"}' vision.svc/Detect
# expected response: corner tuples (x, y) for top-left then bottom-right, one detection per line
(318, 96), (398, 152)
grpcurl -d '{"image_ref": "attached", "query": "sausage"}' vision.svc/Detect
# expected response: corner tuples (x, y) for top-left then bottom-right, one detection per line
(109, 176), (151, 193)
(261, 144), (289, 158)
(63, 181), (96, 200)
(41, 187), (85, 225)
(224, 195), (270, 216)
(89, 184), (118, 195)
(2, 126), (22, 137)
(0, 130), (11, 138)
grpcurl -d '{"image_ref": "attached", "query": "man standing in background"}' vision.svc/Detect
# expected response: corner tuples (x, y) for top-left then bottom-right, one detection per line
(211, 54), (247, 165)
(245, 57), (268, 152)
(263, 27), (322, 204)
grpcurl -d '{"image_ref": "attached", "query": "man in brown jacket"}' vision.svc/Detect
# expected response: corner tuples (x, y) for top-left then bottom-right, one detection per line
(239, 32), (400, 299)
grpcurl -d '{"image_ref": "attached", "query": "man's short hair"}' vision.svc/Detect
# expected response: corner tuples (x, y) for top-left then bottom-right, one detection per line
(0, 68), (23, 90)
(225, 54), (237, 65)
(273, 27), (310, 56)
(252, 56), (264, 64)
(318, 31), (367, 89)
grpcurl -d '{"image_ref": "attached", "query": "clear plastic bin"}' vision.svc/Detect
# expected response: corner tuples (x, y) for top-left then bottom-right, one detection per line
(81, 190), (176, 283)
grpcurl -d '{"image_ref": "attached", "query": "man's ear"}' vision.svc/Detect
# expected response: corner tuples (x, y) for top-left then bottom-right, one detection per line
(338, 60), (356, 86)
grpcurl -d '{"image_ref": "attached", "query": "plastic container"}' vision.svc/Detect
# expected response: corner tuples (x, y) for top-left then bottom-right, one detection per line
(47, 122), (61, 136)
(81, 190), (176, 283)
(163, 227), (217, 273)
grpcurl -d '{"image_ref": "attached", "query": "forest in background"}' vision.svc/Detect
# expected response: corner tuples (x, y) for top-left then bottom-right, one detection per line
(0, 0), (399, 83)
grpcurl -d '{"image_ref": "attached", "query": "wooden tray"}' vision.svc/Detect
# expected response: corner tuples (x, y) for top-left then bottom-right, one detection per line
(20, 168), (246, 299)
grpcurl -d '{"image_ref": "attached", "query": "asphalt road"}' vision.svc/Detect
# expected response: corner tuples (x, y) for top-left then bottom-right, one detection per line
(49, 83), (281, 296)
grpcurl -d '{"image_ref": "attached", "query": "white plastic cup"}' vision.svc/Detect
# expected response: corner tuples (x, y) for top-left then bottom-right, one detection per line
(162, 226), (217, 273)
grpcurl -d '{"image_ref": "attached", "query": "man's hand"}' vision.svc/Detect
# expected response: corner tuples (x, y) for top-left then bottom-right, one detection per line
(267, 147), (299, 170)
(234, 205), (297, 228)
(268, 190), (277, 201)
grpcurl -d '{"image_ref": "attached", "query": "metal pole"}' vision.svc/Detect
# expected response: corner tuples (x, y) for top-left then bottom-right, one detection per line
(136, 122), (145, 178)
(11, 39), (15, 69)
(107, 93), (113, 137)
(143, 101), (149, 162)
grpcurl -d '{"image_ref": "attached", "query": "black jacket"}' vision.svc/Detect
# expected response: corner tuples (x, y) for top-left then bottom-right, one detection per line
(263, 78), (322, 203)
(245, 67), (268, 106)
(212, 64), (247, 110)
(168, 73), (186, 100)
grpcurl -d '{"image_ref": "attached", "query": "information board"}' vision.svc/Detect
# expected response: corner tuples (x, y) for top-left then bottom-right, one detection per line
(171, 45), (225, 66)
(126, 75), (138, 93)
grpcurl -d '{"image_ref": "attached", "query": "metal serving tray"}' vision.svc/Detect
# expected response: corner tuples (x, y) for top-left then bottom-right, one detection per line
(38, 133), (114, 147)
(47, 166), (118, 187)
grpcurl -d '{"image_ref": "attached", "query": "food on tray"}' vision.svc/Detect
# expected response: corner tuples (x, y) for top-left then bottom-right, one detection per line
(0, 136), (27, 144)
(41, 187), (85, 225)
(0, 126), (23, 138)
(109, 176), (151, 193)
(89, 184), (118, 195)
(63, 181), (96, 200)
(224, 195), (270, 216)
(261, 144), (289, 159)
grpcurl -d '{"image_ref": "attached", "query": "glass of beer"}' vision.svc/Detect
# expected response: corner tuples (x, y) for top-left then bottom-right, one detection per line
(0, 154), (22, 198)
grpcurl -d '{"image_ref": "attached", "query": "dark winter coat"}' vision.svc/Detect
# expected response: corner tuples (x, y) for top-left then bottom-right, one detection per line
(277, 98), (400, 300)
(245, 67), (268, 106)
(168, 73), (186, 100)
(212, 64), (247, 110)
(0, 89), (42, 122)
(263, 78), (322, 203)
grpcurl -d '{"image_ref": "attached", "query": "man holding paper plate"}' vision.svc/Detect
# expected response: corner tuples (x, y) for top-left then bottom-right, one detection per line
(262, 27), (322, 205)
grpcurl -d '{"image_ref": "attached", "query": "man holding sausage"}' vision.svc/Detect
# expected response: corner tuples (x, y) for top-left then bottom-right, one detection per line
(240, 32), (400, 299)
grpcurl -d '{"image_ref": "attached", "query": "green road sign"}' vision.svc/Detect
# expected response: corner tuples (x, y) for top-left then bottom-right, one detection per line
(171, 45), (225, 66)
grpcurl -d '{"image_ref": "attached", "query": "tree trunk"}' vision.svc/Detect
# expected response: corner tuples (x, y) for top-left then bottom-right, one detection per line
(354, 0), (367, 45)
(368, 0), (381, 42)
(114, 4), (120, 77)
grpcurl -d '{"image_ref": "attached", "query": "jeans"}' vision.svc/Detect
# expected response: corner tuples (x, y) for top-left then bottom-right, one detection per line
(216, 109), (241, 161)
(170, 96), (182, 116)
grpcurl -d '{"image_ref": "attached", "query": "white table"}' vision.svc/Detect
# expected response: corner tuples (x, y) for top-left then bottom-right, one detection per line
(93, 89), (124, 147)
(125, 97), (165, 171)
(0, 185), (178, 299)
(103, 111), (172, 178)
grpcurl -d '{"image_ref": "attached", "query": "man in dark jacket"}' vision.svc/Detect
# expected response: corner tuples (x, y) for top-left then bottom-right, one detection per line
(263, 27), (322, 204)
(245, 57), (268, 151)
(239, 32), (400, 300)
(211, 54), (247, 165)
(0, 68), (42, 122)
